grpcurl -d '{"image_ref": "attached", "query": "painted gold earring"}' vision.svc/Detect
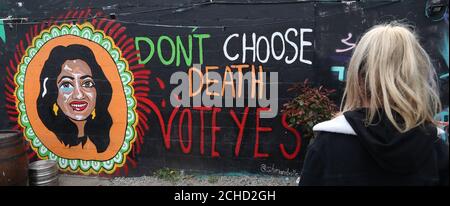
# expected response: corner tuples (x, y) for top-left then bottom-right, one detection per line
(91, 109), (96, 119)
(53, 103), (58, 116)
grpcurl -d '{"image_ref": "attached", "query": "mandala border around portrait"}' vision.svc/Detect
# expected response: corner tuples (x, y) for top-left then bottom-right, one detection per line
(14, 23), (138, 175)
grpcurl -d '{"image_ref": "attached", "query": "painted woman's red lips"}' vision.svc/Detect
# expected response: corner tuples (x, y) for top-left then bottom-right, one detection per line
(70, 101), (88, 111)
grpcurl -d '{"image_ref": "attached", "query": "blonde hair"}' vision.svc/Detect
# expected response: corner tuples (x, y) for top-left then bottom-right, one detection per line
(341, 22), (441, 133)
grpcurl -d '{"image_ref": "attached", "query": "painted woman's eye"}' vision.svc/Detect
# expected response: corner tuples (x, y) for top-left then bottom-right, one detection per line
(82, 81), (95, 88)
(59, 82), (74, 93)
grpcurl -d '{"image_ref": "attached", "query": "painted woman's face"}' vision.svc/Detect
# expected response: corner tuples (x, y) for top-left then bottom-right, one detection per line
(56, 59), (97, 121)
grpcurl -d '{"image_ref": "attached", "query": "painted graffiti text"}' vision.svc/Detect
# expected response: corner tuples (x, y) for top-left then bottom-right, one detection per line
(170, 64), (278, 118)
(135, 34), (211, 66)
(223, 28), (313, 65)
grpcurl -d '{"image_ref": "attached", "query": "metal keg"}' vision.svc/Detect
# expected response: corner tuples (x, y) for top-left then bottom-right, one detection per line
(29, 160), (59, 186)
(0, 130), (28, 186)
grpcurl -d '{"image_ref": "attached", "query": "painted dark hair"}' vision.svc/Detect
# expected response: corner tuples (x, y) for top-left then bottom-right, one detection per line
(37, 44), (113, 153)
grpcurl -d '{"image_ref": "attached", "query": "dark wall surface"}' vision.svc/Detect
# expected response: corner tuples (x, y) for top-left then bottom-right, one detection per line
(0, 0), (448, 176)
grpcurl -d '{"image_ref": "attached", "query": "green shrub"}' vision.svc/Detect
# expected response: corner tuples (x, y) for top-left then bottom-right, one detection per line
(282, 79), (338, 139)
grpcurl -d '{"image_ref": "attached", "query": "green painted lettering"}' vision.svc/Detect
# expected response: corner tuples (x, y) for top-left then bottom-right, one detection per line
(176, 35), (193, 67)
(134, 37), (155, 65)
(157, 36), (176, 65)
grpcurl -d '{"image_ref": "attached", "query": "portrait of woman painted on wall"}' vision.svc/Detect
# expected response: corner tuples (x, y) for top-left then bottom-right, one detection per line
(15, 23), (137, 174)
(37, 45), (113, 153)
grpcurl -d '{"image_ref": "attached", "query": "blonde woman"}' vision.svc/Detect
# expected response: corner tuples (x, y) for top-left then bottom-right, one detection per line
(299, 22), (448, 186)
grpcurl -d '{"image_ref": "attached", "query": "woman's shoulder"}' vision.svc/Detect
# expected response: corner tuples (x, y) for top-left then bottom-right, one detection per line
(311, 113), (377, 156)
(312, 114), (357, 136)
(308, 114), (361, 152)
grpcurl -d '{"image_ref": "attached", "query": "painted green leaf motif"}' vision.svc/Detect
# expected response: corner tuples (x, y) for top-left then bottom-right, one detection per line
(59, 158), (68, 169)
(18, 102), (25, 113)
(51, 27), (61, 37)
(29, 48), (37, 58)
(117, 61), (126, 72)
(121, 73), (132, 85)
(125, 127), (134, 141)
(21, 114), (29, 124)
(124, 85), (132, 96)
(102, 160), (114, 170)
(113, 152), (123, 164)
(69, 26), (80, 36)
(39, 146), (49, 156)
(42, 33), (52, 42)
(92, 33), (103, 43)
(20, 64), (27, 73)
(32, 137), (42, 147)
(16, 75), (24, 84)
(111, 49), (120, 62)
(49, 153), (57, 161)
(17, 87), (25, 102)
(92, 161), (101, 171)
(127, 110), (135, 122)
(120, 141), (129, 153)
(17, 88), (24, 101)
(101, 39), (112, 51)
(80, 160), (90, 171)
(69, 160), (79, 170)
(24, 57), (31, 65)
(61, 26), (70, 35)
(81, 27), (93, 39)
(26, 128), (35, 137)
(127, 97), (136, 108)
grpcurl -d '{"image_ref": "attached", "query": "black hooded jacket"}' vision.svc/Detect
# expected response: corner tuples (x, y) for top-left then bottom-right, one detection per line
(299, 109), (449, 186)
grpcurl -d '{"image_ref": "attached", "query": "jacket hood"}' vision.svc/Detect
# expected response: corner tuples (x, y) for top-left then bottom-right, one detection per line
(313, 108), (442, 174)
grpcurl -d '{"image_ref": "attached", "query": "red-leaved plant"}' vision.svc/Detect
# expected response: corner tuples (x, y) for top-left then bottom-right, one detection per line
(282, 79), (339, 139)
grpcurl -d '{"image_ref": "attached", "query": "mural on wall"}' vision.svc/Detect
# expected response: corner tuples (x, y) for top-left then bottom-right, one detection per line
(0, 0), (448, 176)
(3, 9), (153, 175)
(15, 23), (138, 174)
